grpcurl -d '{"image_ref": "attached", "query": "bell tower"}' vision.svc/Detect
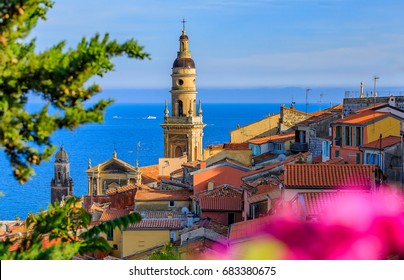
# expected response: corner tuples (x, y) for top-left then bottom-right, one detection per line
(161, 21), (205, 162)
(50, 145), (74, 204)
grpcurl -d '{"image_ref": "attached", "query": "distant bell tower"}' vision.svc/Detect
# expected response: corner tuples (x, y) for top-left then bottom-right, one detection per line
(51, 145), (74, 204)
(161, 20), (205, 162)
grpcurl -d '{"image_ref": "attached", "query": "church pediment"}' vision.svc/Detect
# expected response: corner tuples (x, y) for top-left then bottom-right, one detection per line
(102, 162), (128, 173)
(86, 158), (136, 174)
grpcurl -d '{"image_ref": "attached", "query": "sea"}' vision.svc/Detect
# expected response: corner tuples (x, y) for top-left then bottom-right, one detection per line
(0, 102), (321, 220)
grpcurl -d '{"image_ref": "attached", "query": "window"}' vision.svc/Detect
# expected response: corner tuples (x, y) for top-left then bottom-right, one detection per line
(356, 153), (361, 164)
(107, 228), (113, 241)
(335, 150), (340, 158)
(355, 127), (361, 146)
(169, 201), (175, 207)
(366, 153), (380, 166)
(344, 126), (350, 146)
(274, 143), (283, 152)
(335, 126), (341, 146)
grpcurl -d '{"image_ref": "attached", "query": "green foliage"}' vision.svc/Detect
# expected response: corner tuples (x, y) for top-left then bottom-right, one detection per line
(0, 0), (150, 183)
(149, 242), (181, 260)
(0, 197), (142, 260)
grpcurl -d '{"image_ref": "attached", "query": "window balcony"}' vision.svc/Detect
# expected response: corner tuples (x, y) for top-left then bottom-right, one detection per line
(291, 142), (308, 153)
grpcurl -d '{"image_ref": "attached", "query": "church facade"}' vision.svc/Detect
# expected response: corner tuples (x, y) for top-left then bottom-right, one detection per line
(161, 23), (205, 162)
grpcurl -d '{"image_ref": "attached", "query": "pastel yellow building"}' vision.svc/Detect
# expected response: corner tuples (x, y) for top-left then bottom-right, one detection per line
(230, 114), (280, 143)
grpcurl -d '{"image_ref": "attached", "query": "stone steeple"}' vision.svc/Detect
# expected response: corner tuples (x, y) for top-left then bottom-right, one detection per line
(50, 145), (74, 204)
(161, 21), (205, 162)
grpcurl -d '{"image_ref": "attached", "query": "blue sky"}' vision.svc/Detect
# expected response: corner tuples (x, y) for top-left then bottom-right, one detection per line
(31, 0), (404, 90)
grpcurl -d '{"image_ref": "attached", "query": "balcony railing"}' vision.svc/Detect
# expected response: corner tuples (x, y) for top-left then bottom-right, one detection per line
(291, 142), (309, 153)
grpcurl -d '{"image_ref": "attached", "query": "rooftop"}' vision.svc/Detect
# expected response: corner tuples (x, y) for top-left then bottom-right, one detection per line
(248, 132), (295, 145)
(127, 219), (182, 230)
(99, 209), (130, 222)
(332, 111), (390, 125)
(198, 185), (243, 211)
(297, 191), (370, 218)
(135, 189), (192, 201)
(229, 217), (270, 242)
(105, 184), (137, 195)
(284, 164), (376, 189)
(361, 136), (401, 150)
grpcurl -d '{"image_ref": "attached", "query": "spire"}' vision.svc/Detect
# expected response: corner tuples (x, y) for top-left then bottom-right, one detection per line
(164, 100), (169, 117)
(182, 18), (186, 33)
(198, 100), (203, 116)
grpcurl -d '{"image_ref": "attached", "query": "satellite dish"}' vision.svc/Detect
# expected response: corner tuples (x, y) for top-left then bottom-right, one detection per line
(181, 207), (189, 215)
(277, 154), (286, 163)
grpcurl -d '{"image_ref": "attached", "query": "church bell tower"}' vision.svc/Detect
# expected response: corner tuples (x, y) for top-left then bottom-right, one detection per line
(161, 21), (205, 162)
(50, 145), (74, 204)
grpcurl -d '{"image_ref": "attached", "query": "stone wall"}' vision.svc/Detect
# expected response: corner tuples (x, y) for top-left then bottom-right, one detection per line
(279, 106), (311, 133)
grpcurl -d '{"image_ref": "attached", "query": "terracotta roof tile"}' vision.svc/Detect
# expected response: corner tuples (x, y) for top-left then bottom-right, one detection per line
(243, 152), (311, 178)
(318, 157), (345, 165)
(253, 152), (278, 163)
(207, 157), (249, 168)
(284, 164), (376, 189)
(297, 112), (339, 126)
(361, 136), (401, 150)
(105, 184), (137, 195)
(100, 209), (130, 222)
(198, 185), (243, 211)
(223, 143), (250, 150)
(298, 191), (370, 217)
(135, 189), (192, 201)
(248, 133), (295, 145)
(332, 111), (389, 125)
(140, 211), (184, 219)
(229, 217), (270, 241)
(139, 164), (159, 181)
(207, 143), (250, 151)
(127, 219), (182, 230)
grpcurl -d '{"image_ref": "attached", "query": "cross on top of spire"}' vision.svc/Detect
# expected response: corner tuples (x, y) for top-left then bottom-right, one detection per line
(182, 18), (186, 31)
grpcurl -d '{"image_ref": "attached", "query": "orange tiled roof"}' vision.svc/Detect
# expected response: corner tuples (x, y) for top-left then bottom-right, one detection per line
(361, 136), (401, 150)
(135, 189), (192, 201)
(284, 164), (376, 189)
(247, 179), (281, 203)
(105, 184), (137, 195)
(207, 157), (249, 169)
(229, 216), (270, 241)
(243, 152), (312, 178)
(298, 191), (370, 217)
(318, 157), (345, 165)
(99, 209), (130, 222)
(198, 185), (243, 211)
(207, 143), (250, 151)
(127, 219), (182, 230)
(140, 211), (184, 219)
(297, 111), (339, 126)
(332, 111), (389, 125)
(222, 143), (250, 150)
(139, 164), (159, 181)
(248, 133), (295, 145)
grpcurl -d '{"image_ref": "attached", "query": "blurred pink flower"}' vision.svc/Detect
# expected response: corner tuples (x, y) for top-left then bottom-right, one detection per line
(206, 190), (404, 260)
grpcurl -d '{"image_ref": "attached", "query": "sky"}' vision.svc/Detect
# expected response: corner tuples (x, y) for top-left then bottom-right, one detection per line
(30, 0), (404, 92)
